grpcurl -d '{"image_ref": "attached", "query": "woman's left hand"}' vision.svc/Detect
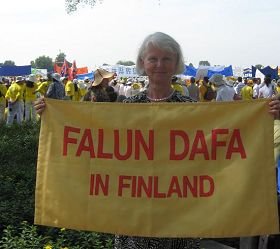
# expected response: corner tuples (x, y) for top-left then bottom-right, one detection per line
(269, 95), (280, 119)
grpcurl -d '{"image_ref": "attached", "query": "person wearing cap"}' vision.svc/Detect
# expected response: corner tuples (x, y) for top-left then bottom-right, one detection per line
(72, 79), (83, 101)
(5, 76), (25, 124)
(0, 77), (7, 122)
(24, 74), (38, 121)
(83, 68), (115, 102)
(45, 73), (65, 100)
(209, 74), (235, 102)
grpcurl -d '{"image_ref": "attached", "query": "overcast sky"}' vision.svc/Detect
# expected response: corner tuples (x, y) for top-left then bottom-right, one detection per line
(1, 0), (280, 70)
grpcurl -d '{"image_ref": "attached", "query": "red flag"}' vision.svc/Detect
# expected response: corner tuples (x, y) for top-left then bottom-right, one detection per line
(54, 63), (62, 74)
(77, 67), (88, 75)
(69, 60), (77, 80)
(61, 59), (69, 77)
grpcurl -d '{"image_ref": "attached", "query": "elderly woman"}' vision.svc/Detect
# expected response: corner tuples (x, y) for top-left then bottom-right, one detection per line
(116, 32), (199, 249)
(123, 32), (193, 104)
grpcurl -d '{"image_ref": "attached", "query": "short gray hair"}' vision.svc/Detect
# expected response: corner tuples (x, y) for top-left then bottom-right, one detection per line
(136, 32), (185, 76)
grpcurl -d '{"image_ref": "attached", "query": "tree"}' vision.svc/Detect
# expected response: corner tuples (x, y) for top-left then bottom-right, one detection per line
(0, 60), (16, 66)
(31, 56), (54, 71)
(55, 52), (67, 66)
(65, 0), (100, 14)
(116, 60), (135, 66)
(255, 64), (263, 70)
(188, 63), (194, 67)
(199, 60), (211, 66)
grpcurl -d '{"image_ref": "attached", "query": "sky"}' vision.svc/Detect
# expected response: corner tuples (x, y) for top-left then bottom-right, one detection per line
(1, 0), (280, 70)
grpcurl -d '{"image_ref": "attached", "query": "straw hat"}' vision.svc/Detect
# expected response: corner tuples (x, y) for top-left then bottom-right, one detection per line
(92, 68), (115, 87)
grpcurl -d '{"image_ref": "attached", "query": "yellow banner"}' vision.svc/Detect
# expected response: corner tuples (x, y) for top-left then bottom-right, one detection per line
(35, 98), (279, 238)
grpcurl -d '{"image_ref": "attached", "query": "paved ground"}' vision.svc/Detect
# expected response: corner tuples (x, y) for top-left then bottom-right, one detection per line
(201, 240), (236, 249)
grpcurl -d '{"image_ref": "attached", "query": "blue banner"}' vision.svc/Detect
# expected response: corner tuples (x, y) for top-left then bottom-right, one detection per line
(207, 65), (233, 78)
(252, 66), (278, 79)
(76, 72), (94, 80)
(0, 65), (31, 76)
(183, 65), (197, 76)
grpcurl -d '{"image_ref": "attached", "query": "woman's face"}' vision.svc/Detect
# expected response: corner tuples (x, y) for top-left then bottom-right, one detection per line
(141, 44), (177, 84)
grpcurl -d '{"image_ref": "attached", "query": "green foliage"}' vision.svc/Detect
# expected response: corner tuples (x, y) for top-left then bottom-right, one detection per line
(116, 60), (135, 66)
(255, 64), (263, 70)
(32, 56), (54, 72)
(198, 60), (211, 66)
(0, 122), (40, 229)
(0, 61), (16, 66)
(0, 222), (114, 249)
(0, 222), (45, 249)
(65, 0), (100, 14)
(0, 122), (114, 248)
(55, 52), (67, 66)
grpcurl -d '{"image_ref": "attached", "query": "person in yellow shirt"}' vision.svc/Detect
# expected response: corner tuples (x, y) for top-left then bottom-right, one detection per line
(171, 76), (184, 95)
(199, 76), (216, 102)
(35, 75), (51, 97)
(24, 74), (38, 121)
(241, 79), (253, 100)
(63, 77), (74, 100)
(77, 79), (87, 99)
(5, 76), (25, 125)
(0, 77), (7, 122)
(72, 79), (83, 101)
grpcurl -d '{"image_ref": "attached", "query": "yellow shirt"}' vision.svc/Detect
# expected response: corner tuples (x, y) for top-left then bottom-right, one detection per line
(65, 81), (75, 98)
(241, 85), (253, 100)
(276, 86), (280, 94)
(171, 83), (184, 95)
(199, 84), (207, 101)
(73, 88), (83, 101)
(37, 81), (50, 96)
(5, 82), (24, 102)
(0, 84), (7, 104)
(24, 83), (38, 102)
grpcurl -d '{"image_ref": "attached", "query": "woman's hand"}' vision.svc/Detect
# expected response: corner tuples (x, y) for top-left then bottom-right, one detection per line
(269, 95), (280, 119)
(34, 97), (46, 116)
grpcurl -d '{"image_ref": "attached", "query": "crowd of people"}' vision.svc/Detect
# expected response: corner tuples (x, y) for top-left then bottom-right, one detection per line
(1, 65), (279, 125)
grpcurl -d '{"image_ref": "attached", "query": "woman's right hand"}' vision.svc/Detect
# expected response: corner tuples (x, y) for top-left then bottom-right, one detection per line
(34, 97), (46, 116)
